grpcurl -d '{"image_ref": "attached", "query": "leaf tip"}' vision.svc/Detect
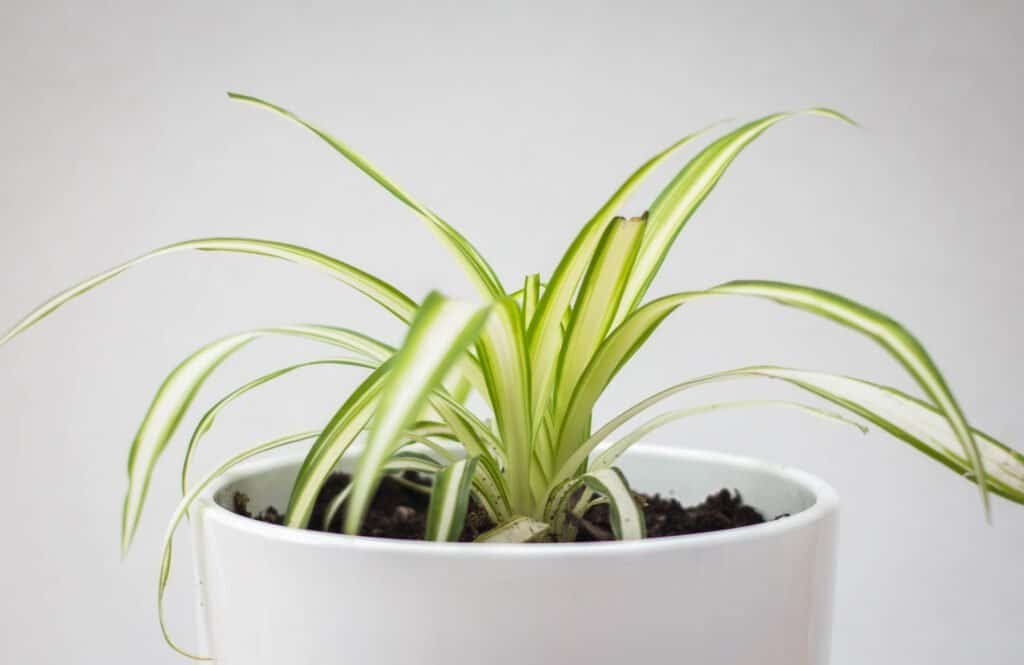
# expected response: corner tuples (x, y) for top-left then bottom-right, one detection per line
(806, 107), (860, 128)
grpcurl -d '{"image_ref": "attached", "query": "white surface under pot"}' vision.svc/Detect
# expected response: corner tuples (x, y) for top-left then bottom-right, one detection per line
(191, 444), (839, 664)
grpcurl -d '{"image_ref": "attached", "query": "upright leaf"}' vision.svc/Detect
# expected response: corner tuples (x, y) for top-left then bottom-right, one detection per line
(343, 293), (492, 534)
(581, 467), (645, 540)
(527, 124), (723, 416)
(425, 457), (479, 541)
(552, 216), (644, 424)
(286, 362), (392, 528)
(615, 109), (855, 324)
(474, 296), (534, 513)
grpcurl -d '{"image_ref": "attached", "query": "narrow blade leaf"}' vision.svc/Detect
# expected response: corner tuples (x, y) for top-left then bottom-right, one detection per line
(616, 108), (855, 322)
(709, 280), (990, 512)
(229, 93), (504, 299)
(581, 467), (645, 540)
(590, 399), (867, 472)
(527, 124), (722, 418)
(425, 456), (479, 541)
(474, 296), (533, 513)
(1, 237), (418, 348)
(180, 357), (379, 496)
(343, 292), (492, 534)
(553, 216), (644, 422)
(159, 430), (318, 660)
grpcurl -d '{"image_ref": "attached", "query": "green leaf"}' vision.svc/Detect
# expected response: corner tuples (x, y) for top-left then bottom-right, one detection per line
(744, 367), (1024, 504)
(229, 93), (504, 299)
(117, 324), (389, 555)
(565, 363), (1023, 506)
(1, 237), (418, 348)
(522, 273), (541, 325)
(615, 109), (856, 323)
(425, 456), (479, 541)
(474, 296), (534, 513)
(286, 362), (393, 528)
(555, 290), (707, 468)
(581, 467), (645, 540)
(526, 123), (723, 422)
(475, 516), (551, 543)
(159, 430), (319, 660)
(709, 280), (991, 513)
(343, 292), (492, 534)
(558, 277), (991, 514)
(180, 357), (379, 497)
(552, 216), (645, 425)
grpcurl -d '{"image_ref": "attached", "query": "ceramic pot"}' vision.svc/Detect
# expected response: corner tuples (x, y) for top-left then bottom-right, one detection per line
(191, 444), (839, 664)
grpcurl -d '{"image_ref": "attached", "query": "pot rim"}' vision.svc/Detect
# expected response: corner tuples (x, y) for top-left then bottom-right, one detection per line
(195, 444), (838, 558)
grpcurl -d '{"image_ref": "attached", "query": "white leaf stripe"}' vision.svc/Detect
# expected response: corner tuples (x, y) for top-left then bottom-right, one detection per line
(229, 93), (505, 299)
(581, 468), (645, 540)
(425, 457), (479, 541)
(343, 293), (491, 534)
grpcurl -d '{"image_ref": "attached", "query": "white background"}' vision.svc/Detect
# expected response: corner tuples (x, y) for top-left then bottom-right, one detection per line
(1, 1), (1021, 663)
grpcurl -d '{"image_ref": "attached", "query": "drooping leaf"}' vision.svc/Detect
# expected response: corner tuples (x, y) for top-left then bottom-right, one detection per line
(180, 357), (379, 496)
(564, 364), (1023, 506)
(159, 430), (319, 660)
(709, 280), (990, 511)
(118, 324), (390, 554)
(558, 278), (991, 512)
(589, 399), (867, 472)
(1, 237), (418, 348)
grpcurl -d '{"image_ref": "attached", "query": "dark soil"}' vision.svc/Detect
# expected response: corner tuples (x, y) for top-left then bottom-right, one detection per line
(232, 471), (495, 542)
(233, 471), (774, 542)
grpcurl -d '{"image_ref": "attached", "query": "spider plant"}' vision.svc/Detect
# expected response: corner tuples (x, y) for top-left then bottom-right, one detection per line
(3, 94), (1023, 658)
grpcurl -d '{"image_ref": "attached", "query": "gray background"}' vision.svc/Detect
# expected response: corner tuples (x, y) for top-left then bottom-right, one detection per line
(1, 1), (1021, 662)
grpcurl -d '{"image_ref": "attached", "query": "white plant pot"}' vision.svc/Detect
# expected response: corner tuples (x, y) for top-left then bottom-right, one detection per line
(191, 444), (839, 664)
